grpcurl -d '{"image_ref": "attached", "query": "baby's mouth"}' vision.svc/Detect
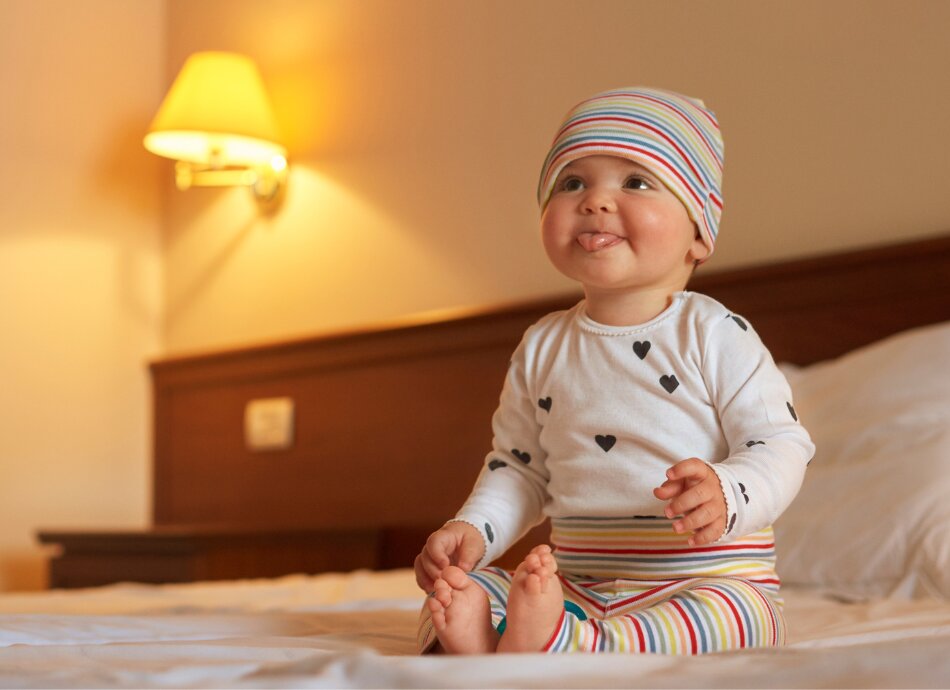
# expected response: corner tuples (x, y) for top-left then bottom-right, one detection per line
(577, 231), (624, 252)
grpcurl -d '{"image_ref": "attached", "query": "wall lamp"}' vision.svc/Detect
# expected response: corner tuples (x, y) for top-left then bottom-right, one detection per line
(144, 51), (288, 210)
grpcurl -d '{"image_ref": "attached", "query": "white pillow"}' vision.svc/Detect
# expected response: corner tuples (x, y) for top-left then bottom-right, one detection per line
(774, 320), (950, 600)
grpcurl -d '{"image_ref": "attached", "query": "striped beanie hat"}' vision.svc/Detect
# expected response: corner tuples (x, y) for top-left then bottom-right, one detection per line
(537, 87), (725, 256)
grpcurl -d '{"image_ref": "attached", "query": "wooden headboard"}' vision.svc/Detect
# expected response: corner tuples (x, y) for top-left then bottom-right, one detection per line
(150, 234), (950, 568)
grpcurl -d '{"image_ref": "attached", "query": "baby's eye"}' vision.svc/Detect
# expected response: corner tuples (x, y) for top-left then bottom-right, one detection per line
(559, 176), (584, 192)
(624, 176), (650, 190)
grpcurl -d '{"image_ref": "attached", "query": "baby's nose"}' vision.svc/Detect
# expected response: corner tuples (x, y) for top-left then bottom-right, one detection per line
(581, 189), (617, 213)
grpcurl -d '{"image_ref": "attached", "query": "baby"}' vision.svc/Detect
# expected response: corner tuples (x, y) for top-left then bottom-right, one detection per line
(414, 87), (814, 654)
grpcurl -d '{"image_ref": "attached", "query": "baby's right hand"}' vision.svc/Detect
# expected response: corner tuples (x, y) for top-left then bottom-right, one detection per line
(414, 521), (486, 592)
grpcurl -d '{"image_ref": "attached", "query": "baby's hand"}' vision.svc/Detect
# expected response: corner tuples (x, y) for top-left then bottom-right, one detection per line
(653, 458), (727, 547)
(414, 521), (486, 592)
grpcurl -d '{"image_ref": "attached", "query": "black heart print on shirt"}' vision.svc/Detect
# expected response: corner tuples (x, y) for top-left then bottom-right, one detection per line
(595, 435), (616, 452)
(787, 402), (799, 421)
(633, 341), (651, 360)
(660, 375), (679, 394)
(538, 397), (552, 412)
(512, 449), (531, 464)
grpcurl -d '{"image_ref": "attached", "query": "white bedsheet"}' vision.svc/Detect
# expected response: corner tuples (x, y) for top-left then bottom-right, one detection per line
(1, 569), (948, 688)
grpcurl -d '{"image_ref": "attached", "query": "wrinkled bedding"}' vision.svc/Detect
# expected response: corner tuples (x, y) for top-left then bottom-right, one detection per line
(1, 568), (948, 688)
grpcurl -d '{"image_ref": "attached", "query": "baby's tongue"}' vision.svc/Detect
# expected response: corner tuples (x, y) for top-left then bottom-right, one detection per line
(578, 232), (622, 252)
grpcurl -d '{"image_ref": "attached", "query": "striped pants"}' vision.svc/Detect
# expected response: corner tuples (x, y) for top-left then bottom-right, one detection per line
(418, 516), (785, 654)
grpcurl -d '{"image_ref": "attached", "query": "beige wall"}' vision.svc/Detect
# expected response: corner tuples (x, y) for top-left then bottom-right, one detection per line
(0, 1), (164, 590)
(163, 0), (950, 355)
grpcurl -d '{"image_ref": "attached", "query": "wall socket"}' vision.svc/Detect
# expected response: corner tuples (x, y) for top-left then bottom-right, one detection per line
(244, 397), (295, 451)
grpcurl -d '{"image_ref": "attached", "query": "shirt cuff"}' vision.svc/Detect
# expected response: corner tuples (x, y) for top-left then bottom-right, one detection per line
(709, 463), (738, 543)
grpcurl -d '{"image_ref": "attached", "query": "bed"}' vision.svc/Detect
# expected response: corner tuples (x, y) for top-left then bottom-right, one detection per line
(3, 234), (949, 688)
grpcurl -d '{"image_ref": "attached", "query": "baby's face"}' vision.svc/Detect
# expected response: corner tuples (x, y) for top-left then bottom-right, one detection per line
(540, 155), (708, 295)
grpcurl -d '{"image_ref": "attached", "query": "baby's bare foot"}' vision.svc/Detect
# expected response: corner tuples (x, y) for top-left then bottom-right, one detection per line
(496, 544), (564, 653)
(427, 565), (499, 654)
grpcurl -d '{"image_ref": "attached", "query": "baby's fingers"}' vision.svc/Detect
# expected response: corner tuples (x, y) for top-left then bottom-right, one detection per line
(415, 553), (440, 591)
(424, 531), (455, 568)
(666, 457), (711, 482)
(672, 502), (716, 534)
(686, 515), (727, 547)
(665, 477), (719, 518)
(653, 478), (686, 500)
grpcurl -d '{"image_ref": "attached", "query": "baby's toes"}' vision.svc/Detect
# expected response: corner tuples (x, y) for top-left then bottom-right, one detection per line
(427, 593), (445, 614)
(523, 572), (544, 596)
(530, 544), (552, 557)
(429, 602), (447, 631)
(441, 565), (470, 590)
(432, 579), (453, 607)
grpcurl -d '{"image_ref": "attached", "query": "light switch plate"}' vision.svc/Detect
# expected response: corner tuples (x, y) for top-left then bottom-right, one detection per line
(244, 397), (295, 451)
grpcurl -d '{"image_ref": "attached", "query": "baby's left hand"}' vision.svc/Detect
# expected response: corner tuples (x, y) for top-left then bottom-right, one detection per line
(653, 458), (727, 546)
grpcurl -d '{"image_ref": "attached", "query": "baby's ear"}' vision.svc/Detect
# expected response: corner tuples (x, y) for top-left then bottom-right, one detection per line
(688, 230), (711, 264)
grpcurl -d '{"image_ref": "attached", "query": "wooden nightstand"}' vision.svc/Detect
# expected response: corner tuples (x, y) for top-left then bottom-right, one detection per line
(36, 525), (383, 589)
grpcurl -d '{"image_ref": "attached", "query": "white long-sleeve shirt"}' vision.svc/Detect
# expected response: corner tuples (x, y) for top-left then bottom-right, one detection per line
(454, 291), (815, 569)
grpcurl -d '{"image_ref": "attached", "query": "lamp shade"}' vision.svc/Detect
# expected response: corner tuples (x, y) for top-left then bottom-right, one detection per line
(144, 51), (286, 166)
